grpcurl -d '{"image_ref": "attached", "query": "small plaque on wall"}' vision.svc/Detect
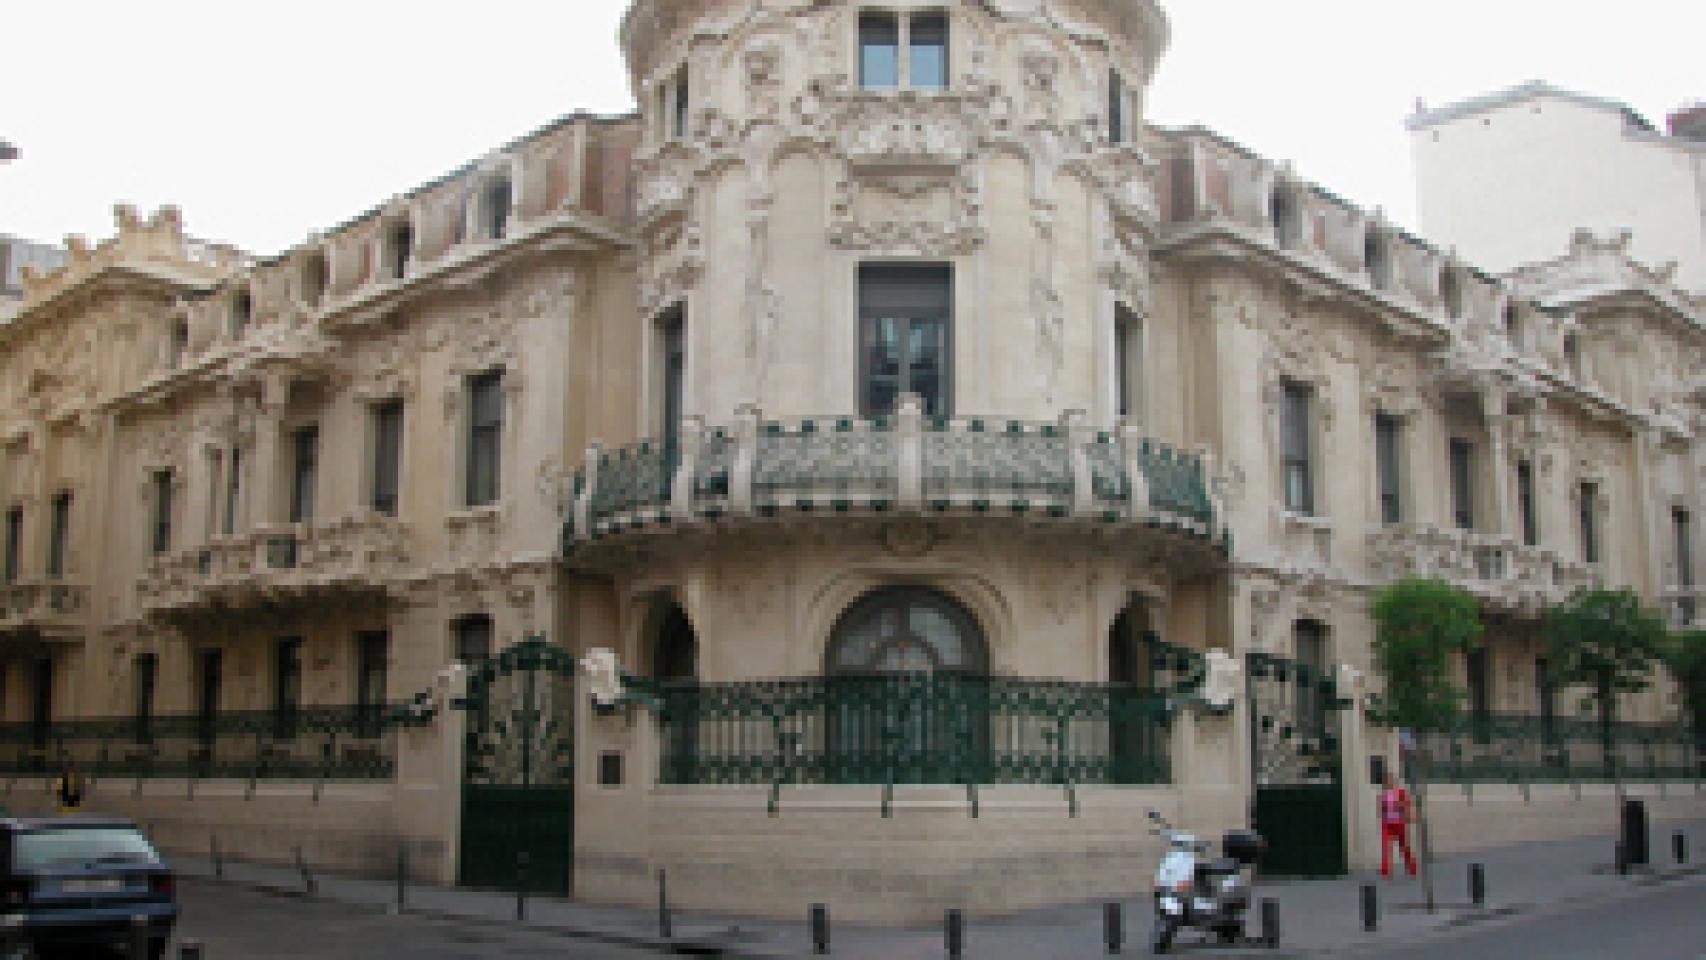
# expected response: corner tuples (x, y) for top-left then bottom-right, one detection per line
(599, 751), (623, 787)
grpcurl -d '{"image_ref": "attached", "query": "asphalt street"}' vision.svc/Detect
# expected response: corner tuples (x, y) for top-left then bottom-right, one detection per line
(164, 877), (667, 959)
(1349, 869), (1706, 960)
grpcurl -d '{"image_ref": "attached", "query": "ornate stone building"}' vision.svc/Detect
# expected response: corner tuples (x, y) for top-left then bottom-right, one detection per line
(0, 0), (1699, 922)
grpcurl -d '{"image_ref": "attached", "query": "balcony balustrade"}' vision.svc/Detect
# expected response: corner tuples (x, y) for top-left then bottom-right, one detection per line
(1662, 586), (1705, 629)
(1366, 524), (1597, 610)
(567, 398), (1225, 552)
(138, 513), (411, 623)
(0, 580), (90, 639)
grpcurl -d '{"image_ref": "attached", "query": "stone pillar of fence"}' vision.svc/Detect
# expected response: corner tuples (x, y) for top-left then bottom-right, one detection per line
(1334, 664), (1380, 872)
(574, 668), (663, 906)
(394, 664), (467, 885)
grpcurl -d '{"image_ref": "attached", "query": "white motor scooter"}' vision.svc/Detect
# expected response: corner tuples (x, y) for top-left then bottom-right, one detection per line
(1148, 810), (1265, 953)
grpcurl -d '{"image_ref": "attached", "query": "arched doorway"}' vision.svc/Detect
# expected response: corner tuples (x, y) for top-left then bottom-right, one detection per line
(651, 601), (698, 681)
(1108, 597), (1163, 782)
(648, 600), (700, 783)
(823, 587), (988, 783)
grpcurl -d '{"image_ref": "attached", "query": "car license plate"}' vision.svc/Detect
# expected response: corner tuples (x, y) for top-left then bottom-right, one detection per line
(60, 878), (125, 894)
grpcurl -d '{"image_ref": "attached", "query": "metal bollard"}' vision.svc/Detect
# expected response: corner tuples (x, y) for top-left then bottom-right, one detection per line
(293, 846), (316, 896)
(514, 851), (528, 922)
(128, 914), (150, 960)
(395, 847), (408, 913)
(658, 868), (672, 939)
(1360, 883), (1377, 931)
(1104, 901), (1123, 954)
(1674, 831), (1688, 865)
(809, 902), (830, 955)
(1469, 863), (1485, 907)
(1260, 897), (1280, 949)
(211, 834), (223, 880)
(178, 940), (205, 960)
(945, 908), (964, 959)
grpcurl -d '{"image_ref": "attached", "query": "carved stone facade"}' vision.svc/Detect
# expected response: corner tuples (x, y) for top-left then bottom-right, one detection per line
(0, 0), (1699, 923)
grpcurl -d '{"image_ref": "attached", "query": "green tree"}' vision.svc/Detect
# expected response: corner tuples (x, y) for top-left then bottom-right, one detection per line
(1543, 589), (1665, 728)
(1661, 629), (1706, 744)
(1370, 578), (1483, 731)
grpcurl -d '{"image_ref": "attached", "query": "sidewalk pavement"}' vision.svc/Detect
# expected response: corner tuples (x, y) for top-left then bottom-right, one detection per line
(169, 819), (1706, 958)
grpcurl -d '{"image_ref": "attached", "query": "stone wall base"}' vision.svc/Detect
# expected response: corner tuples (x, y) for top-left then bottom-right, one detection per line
(1419, 780), (1706, 857)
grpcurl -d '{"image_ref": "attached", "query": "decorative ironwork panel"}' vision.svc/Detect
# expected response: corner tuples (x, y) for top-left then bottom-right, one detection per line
(754, 419), (898, 504)
(588, 441), (675, 528)
(1246, 652), (1343, 786)
(656, 674), (1170, 786)
(1413, 713), (1699, 783)
(460, 637), (579, 788)
(693, 428), (735, 502)
(1139, 441), (1213, 524)
(921, 421), (1072, 506)
(1086, 432), (1129, 514)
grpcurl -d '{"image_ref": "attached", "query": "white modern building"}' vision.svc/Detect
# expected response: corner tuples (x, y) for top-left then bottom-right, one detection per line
(1409, 81), (1706, 294)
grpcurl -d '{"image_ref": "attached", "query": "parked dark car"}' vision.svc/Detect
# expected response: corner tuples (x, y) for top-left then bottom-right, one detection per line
(0, 817), (175, 958)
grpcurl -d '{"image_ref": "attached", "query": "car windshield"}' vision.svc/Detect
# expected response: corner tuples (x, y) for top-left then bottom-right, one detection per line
(12, 828), (161, 870)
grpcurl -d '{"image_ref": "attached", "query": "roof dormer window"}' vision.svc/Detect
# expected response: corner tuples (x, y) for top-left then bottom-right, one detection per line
(384, 219), (413, 281)
(300, 250), (328, 308)
(481, 176), (511, 242)
(230, 287), (252, 337)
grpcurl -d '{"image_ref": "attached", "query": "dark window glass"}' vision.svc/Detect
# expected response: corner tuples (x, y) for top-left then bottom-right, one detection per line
(31, 657), (52, 750)
(133, 653), (157, 744)
(660, 308), (685, 443)
(672, 68), (690, 138)
(195, 649), (223, 750)
(1517, 459), (1538, 547)
(1503, 303), (1521, 346)
(356, 631), (389, 730)
(1449, 438), (1474, 530)
(1374, 414), (1402, 525)
(302, 254), (327, 306)
(273, 637), (302, 739)
(454, 615), (493, 665)
(372, 401), (403, 515)
(858, 263), (951, 417)
(223, 447), (241, 536)
(1579, 481), (1599, 563)
(826, 587), (987, 675)
(1115, 305), (1142, 421)
(909, 13), (948, 89)
(1293, 620), (1329, 736)
(652, 605), (697, 681)
(289, 425), (318, 524)
(387, 221), (412, 280)
(466, 372), (504, 506)
(150, 471), (173, 555)
(859, 12), (900, 89)
(169, 321), (188, 368)
(485, 179), (511, 240)
(1675, 509), (1694, 587)
(47, 492), (70, 579)
(1563, 333), (1581, 378)
(1108, 69), (1125, 144)
(231, 289), (252, 336)
(1280, 381), (1313, 514)
(3, 506), (21, 583)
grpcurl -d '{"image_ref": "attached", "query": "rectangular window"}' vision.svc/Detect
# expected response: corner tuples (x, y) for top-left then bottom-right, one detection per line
(223, 447), (241, 536)
(272, 637), (302, 740)
(659, 308), (686, 443)
(1114, 304), (1143, 423)
(195, 648), (222, 750)
(46, 492), (70, 579)
(1279, 380), (1313, 514)
(1579, 481), (1599, 564)
(466, 372), (504, 507)
(454, 614), (493, 665)
(1374, 414), (1403, 525)
(859, 12), (900, 89)
(3, 506), (21, 584)
(1293, 621), (1328, 736)
(132, 653), (157, 745)
(371, 401), (404, 515)
(1517, 459), (1539, 547)
(1108, 69), (1126, 144)
(858, 263), (952, 418)
(1449, 438), (1474, 530)
(150, 470), (174, 556)
(672, 67), (690, 138)
(356, 631), (389, 731)
(1675, 508), (1694, 587)
(289, 426), (318, 524)
(908, 12), (948, 89)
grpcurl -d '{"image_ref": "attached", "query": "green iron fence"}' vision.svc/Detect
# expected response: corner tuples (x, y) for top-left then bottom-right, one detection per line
(655, 674), (1171, 787)
(0, 705), (408, 781)
(1414, 712), (1701, 783)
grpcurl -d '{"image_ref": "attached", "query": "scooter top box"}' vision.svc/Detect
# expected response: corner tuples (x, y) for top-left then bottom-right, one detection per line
(1222, 830), (1266, 865)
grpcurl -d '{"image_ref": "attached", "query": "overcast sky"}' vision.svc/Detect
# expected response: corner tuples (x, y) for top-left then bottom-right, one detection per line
(2, 1), (1699, 257)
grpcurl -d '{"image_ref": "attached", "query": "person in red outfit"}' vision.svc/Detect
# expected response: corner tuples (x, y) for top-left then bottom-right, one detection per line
(1379, 773), (1417, 878)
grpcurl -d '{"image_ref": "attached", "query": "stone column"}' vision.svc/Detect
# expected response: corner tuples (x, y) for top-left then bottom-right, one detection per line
(394, 665), (467, 885)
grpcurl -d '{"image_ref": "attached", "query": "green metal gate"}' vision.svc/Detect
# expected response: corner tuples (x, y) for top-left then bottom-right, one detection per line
(458, 635), (577, 895)
(1247, 651), (1347, 877)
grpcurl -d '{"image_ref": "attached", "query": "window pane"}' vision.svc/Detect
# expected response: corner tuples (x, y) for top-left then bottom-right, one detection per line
(467, 374), (504, 506)
(1675, 509), (1693, 586)
(1579, 482), (1598, 563)
(1375, 415), (1401, 524)
(909, 13), (948, 89)
(672, 69), (690, 137)
(1108, 69), (1125, 143)
(1449, 439), (1474, 530)
(1517, 460), (1538, 547)
(859, 12), (899, 89)
(1280, 382), (1312, 514)
(4, 507), (21, 583)
(859, 263), (952, 417)
(290, 426), (318, 524)
(455, 616), (493, 664)
(152, 472), (173, 555)
(906, 319), (946, 415)
(223, 447), (241, 536)
(372, 402), (403, 514)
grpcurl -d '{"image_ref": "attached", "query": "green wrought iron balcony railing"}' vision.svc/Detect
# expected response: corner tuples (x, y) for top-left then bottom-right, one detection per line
(1412, 711), (1701, 784)
(651, 673), (1173, 788)
(0, 704), (411, 782)
(565, 397), (1225, 552)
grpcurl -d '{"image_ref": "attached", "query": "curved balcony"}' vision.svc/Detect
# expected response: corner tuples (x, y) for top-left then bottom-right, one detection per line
(564, 399), (1226, 556)
(0, 580), (89, 643)
(138, 513), (411, 627)
(1366, 524), (1597, 612)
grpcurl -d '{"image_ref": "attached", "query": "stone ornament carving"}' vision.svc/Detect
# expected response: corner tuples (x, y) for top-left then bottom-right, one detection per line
(1201, 650), (1241, 709)
(882, 522), (936, 558)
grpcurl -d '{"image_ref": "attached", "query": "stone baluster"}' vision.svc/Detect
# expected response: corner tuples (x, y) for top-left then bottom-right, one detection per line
(1120, 421), (1150, 521)
(671, 417), (703, 524)
(896, 394), (924, 512)
(1062, 408), (1091, 516)
(573, 442), (601, 540)
(730, 402), (761, 516)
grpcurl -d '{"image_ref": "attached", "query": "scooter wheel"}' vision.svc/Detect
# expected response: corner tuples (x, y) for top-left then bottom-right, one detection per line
(1151, 919), (1175, 954)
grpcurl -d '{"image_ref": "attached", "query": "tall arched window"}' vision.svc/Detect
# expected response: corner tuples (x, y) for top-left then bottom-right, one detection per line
(825, 587), (987, 675)
(652, 602), (698, 681)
